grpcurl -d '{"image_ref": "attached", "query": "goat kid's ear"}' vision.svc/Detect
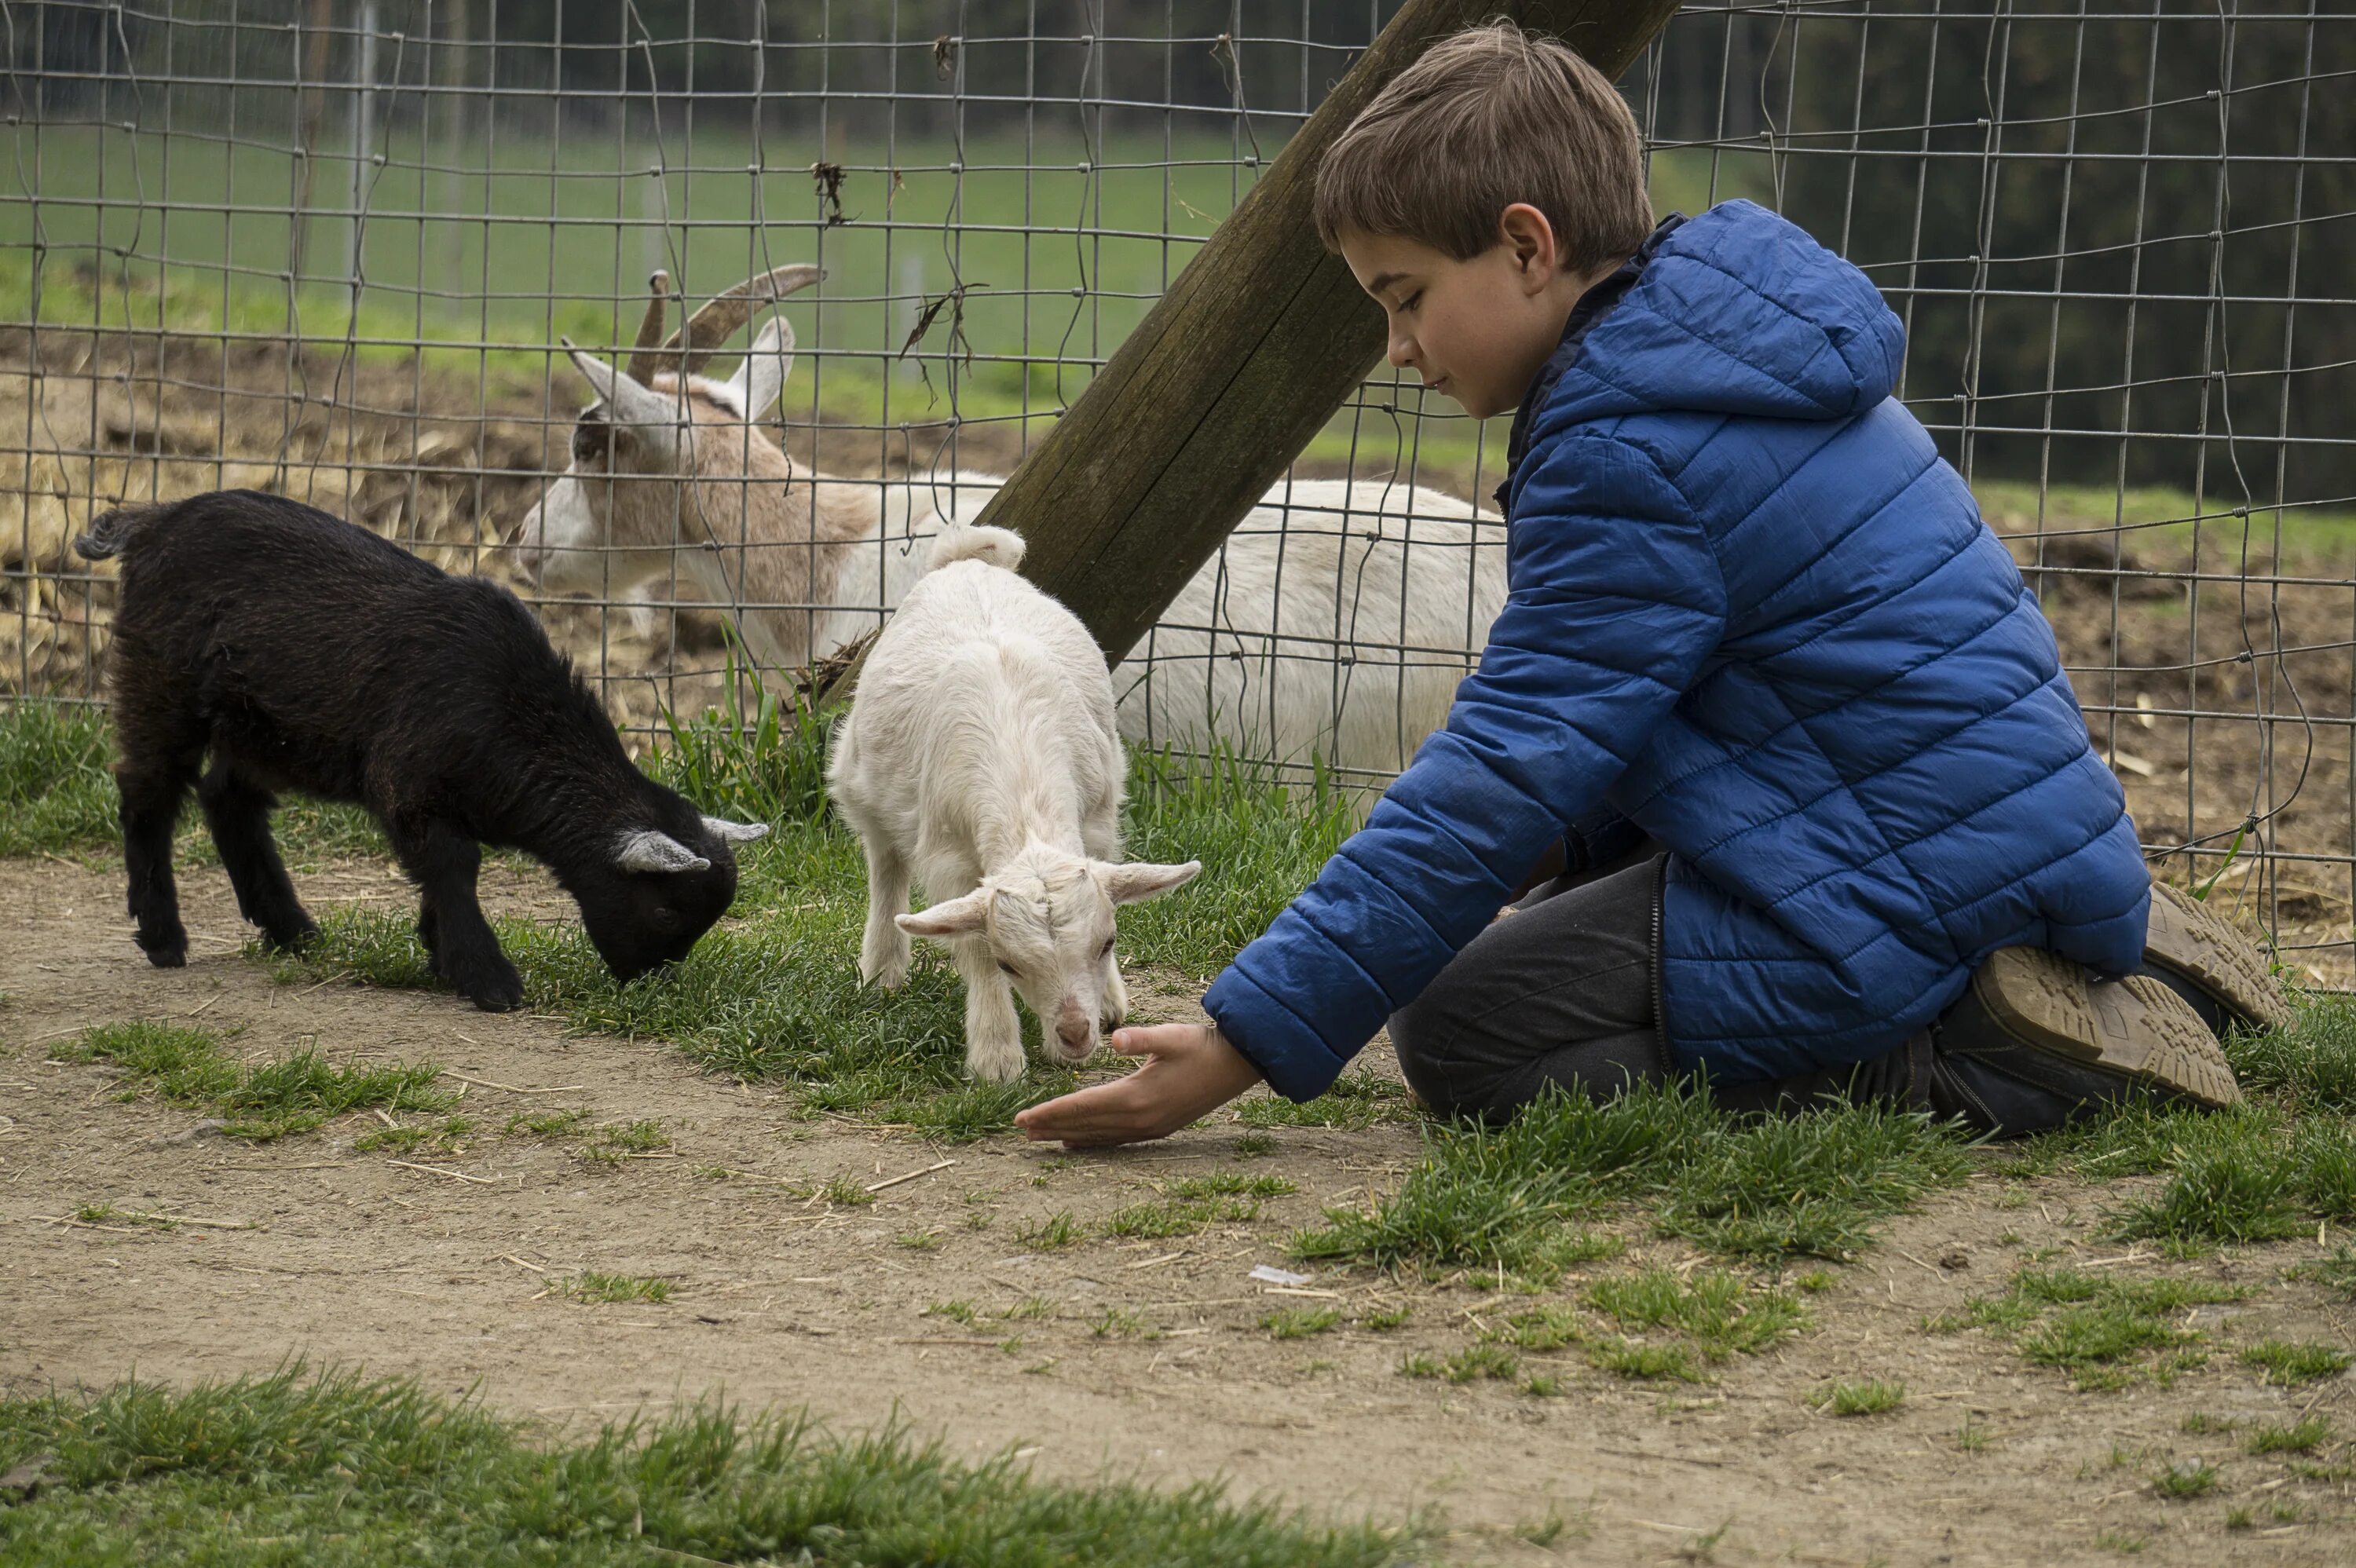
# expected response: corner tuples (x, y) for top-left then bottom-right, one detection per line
(614, 828), (712, 875)
(1097, 860), (1202, 905)
(895, 887), (993, 939)
(703, 815), (770, 844)
(559, 338), (691, 465)
(728, 316), (797, 421)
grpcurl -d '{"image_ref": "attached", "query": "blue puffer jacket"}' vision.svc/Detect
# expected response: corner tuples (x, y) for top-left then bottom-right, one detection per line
(1203, 199), (2151, 1100)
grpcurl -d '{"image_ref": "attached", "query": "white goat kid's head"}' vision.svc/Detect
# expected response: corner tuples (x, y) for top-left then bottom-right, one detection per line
(896, 843), (1201, 1065)
(509, 265), (817, 595)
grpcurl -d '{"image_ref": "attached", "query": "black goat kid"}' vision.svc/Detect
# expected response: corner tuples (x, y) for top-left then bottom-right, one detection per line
(76, 490), (764, 1010)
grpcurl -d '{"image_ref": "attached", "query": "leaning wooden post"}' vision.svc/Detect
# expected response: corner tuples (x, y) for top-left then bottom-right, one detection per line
(814, 0), (1680, 707)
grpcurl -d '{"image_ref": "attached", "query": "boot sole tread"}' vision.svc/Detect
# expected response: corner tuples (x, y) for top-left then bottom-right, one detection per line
(2143, 883), (2291, 1033)
(1974, 946), (2243, 1109)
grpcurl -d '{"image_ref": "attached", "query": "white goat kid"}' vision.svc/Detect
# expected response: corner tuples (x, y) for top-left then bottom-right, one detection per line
(827, 525), (1199, 1084)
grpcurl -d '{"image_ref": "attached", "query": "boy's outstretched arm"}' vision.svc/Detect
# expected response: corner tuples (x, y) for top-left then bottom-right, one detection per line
(1020, 434), (1726, 1146)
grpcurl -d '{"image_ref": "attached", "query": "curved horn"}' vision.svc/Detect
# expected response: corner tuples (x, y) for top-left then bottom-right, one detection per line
(659, 264), (825, 376)
(624, 269), (674, 383)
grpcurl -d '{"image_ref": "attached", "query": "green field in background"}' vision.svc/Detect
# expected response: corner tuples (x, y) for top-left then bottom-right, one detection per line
(0, 122), (1770, 488)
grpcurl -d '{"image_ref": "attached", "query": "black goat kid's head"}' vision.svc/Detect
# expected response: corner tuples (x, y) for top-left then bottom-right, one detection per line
(570, 813), (766, 982)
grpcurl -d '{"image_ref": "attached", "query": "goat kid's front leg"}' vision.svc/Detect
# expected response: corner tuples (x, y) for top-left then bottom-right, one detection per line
(953, 936), (1026, 1084)
(390, 816), (522, 1011)
(856, 838), (913, 989)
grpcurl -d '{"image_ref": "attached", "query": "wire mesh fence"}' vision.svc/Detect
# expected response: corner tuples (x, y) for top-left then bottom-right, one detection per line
(2, 0), (2349, 980)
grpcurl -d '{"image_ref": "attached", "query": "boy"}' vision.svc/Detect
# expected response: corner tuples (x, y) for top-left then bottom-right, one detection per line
(1016, 23), (2281, 1149)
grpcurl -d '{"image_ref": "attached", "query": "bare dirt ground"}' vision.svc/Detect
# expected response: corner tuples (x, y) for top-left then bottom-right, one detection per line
(3, 855), (2353, 1564)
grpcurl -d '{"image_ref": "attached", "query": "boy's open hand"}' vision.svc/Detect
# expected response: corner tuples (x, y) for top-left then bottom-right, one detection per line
(1015, 1022), (1263, 1149)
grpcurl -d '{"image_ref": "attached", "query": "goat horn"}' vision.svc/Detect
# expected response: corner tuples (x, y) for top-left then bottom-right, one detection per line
(624, 269), (673, 383)
(659, 264), (825, 375)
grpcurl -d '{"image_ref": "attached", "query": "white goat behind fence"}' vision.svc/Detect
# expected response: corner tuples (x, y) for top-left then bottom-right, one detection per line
(510, 272), (1508, 782)
(826, 521), (1199, 1083)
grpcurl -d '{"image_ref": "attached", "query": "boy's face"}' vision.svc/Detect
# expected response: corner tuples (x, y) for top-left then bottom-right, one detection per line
(1339, 207), (1597, 422)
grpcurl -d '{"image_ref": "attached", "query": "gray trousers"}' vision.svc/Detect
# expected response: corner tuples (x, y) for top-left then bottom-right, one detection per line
(1386, 843), (2204, 1136)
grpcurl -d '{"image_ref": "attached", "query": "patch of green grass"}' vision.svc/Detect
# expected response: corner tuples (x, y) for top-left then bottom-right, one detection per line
(1583, 1266), (1808, 1366)
(58, 1022), (451, 1141)
(2246, 1416), (2332, 1454)
(2239, 1340), (2354, 1387)
(1261, 1307), (1342, 1340)
(1017, 1211), (1081, 1252)
(1295, 1082), (1967, 1278)
(1491, 1306), (1582, 1351)
(1809, 1379), (1906, 1416)
(1001, 1297), (1055, 1321)
(503, 1107), (593, 1139)
(2149, 1460), (2221, 1500)
(1942, 1267), (2254, 1388)
(1107, 1173), (1297, 1239)
(578, 1118), (671, 1168)
(927, 1300), (980, 1328)
(71, 1204), (177, 1231)
(1237, 1070), (1414, 1131)
(0, 702), (117, 857)
(819, 1175), (877, 1208)
(1092, 1308), (1158, 1340)
(353, 1115), (474, 1155)
(1955, 1416), (1993, 1452)
(895, 1231), (941, 1251)
(1232, 1131), (1279, 1158)
(1585, 1340), (1702, 1383)
(0, 1367), (1410, 1566)
(1401, 1343), (1521, 1385)
(556, 1273), (674, 1305)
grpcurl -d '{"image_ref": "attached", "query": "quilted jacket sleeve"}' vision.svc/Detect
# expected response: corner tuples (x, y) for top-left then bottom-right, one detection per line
(1202, 434), (1730, 1100)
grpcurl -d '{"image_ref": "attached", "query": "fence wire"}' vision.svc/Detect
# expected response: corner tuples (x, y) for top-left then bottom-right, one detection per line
(1, 0), (2349, 981)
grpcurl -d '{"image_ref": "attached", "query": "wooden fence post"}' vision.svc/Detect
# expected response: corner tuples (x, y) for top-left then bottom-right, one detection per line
(815, 0), (1681, 706)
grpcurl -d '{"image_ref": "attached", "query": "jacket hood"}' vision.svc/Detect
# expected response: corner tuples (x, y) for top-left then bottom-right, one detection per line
(1535, 200), (1906, 433)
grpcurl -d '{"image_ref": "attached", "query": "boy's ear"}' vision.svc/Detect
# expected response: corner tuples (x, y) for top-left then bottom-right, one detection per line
(1498, 203), (1560, 283)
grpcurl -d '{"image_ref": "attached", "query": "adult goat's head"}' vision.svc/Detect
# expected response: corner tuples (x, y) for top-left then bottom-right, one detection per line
(509, 264), (820, 594)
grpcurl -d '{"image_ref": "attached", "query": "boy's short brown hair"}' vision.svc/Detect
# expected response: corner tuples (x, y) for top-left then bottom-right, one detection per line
(1314, 21), (1652, 276)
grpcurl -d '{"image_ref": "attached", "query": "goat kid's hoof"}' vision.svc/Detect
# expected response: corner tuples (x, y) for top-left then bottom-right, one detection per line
(261, 918), (320, 954)
(964, 1036), (1026, 1084)
(141, 941), (188, 969)
(452, 966), (526, 1012)
(859, 947), (909, 991)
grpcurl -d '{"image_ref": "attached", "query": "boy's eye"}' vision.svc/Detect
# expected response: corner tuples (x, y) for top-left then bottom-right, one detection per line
(1400, 291), (1422, 313)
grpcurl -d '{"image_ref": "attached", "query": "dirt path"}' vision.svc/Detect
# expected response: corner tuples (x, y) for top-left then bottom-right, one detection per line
(2, 856), (2351, 1564)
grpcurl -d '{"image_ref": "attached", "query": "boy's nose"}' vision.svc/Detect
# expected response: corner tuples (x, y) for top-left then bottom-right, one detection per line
(1387, 334), (1415, 369)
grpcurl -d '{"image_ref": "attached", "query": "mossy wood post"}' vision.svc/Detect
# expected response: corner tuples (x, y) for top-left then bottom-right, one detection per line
(814, 0), (1680, 707)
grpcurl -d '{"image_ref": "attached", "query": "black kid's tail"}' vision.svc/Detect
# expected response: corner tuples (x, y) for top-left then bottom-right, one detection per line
(74, 502), (172, 561)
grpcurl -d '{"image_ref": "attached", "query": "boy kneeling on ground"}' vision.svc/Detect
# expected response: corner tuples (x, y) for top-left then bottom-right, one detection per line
(1019, 22), (2285, 1148)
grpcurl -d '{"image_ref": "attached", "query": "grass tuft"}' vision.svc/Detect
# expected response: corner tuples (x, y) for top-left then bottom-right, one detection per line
(2245, 1416), (2332, 1454)
(2148, 1460), (2221, 1500)
(1296, 1083), (1966, 1277)
(2239, 1340), (2354, 1387)
(1260, 1307), (1342, 1340)
(558, 1272), (674, 1305)
(57, 1022), (451, 1140)
(1939, 1266), (2253, 1388)
(1809, 1378), (1906, 1416)
(0, 1367), (1412, 1565)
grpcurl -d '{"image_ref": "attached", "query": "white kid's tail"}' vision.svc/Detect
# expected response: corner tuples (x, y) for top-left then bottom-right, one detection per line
(927, 519), (1026, 572)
